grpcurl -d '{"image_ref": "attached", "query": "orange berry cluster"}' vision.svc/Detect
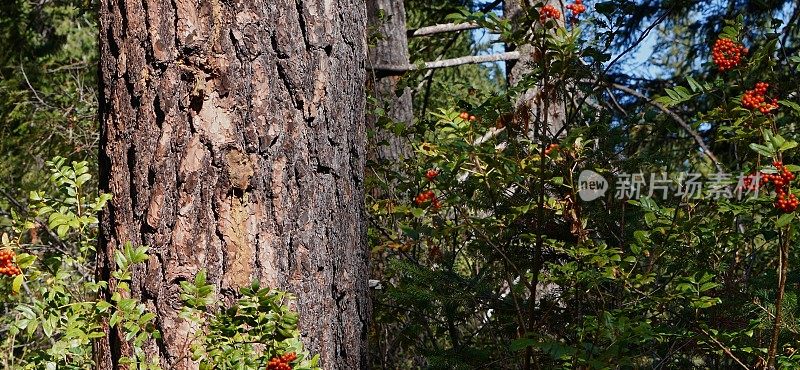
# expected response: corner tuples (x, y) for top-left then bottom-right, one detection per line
(459, 112), (476, 122)
(414, 190), (441, 210)
(566, 0), (586, 17)
(544, 143), (559, 156)
(711, 38), (746, 71)
(742, 82), (778, 114)
(0, 249), (21, 276)
(540, 4), (561, 23)
(765, 161), (798, 213)
(425, 169), (438, 181)
(267, 353), (297, 370)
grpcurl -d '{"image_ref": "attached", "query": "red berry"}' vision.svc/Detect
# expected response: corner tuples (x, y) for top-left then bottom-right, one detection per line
(425, 169), (439, 181)
(742, 82), (778, 113)
(712, 38), (745, 71)
(539, 4), (561, 23)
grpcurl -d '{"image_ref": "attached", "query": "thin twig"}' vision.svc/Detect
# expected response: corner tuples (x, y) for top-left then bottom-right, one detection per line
(20, 64), (50, 108)
(696, 327), (752, 370)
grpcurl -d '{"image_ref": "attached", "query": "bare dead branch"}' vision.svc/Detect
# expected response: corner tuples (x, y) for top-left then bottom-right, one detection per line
(408, 22), (481, 37)
(370, 51), (520, 73)
(604, 82), (722, 169)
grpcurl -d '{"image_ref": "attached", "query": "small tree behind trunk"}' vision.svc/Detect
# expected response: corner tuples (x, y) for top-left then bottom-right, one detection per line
(505, 0), (566, 138)
(366, 0), (413, 163)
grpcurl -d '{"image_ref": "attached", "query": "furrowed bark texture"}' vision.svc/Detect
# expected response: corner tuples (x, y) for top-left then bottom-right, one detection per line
(366, 0), (412, 163)
(96, 0), (369, 369)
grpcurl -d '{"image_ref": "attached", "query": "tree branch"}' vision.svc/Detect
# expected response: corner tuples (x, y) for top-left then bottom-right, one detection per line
(604, 82), (722, 169)
(423, 51), (520, 69)
(408, 22), (481, 37)
(697, 327), (752, 370)
(369, 51), (520, 73)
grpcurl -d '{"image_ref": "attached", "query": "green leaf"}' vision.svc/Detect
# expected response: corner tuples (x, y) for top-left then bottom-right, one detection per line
(510, 338), (536, 351)
(15, 253), (36, 268)
(110, 312), (121, 327)
(749, 143), (775, 157)
(699, 282), (719, 292)
(75, 173), (92, 187)
(776, 213), (794, 228)
(779, 141), (798, 152)
(96, 300), (113, 313)
(12, 274), (23, 294)
(56, 224), (69, 238)
(779, 100), (800, 113)
(195, 269), (208, 287)
(686, 76), (703, 92)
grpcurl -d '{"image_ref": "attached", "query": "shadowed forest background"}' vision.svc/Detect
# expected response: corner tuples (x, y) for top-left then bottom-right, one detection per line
(2, 0), (800, 369)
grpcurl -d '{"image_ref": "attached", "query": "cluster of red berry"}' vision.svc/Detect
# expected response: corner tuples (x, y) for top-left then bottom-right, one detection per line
(459, 112), (477, 122)
(414, 190), (441, 210)
(711, 38), (746, 71)
(0, 249), (21, 276)
(544, 143), (559, 156)
(739, 162), (797, 212)
(540, 4), (561, 23)
(767, 162), (798, 213)
(565, 0), (586, 17)
(742, 82), (779, 114)
(425, 169), (438, 181)
(267, 353), (297, 370)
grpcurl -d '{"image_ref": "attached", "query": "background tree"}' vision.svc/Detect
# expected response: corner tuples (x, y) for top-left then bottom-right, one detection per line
(366, 0), (414, 165)
(95, 0), (369, 368)
(0, 0), (98, 197)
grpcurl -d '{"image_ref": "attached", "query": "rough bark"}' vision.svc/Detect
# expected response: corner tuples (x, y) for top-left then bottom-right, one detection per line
(366, 0), (412, 163)
(96, 0), (369, 369)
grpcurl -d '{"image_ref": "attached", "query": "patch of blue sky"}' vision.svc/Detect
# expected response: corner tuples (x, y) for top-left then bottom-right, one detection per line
(466, 0), (795, 83)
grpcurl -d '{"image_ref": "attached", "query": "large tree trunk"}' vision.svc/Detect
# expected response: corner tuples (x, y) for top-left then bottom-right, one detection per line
(366, 0), (412, 163)
(95, 0), (369, 369)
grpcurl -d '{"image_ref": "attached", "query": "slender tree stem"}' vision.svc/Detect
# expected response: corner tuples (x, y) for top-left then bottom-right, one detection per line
(767, 224), (791, 369)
